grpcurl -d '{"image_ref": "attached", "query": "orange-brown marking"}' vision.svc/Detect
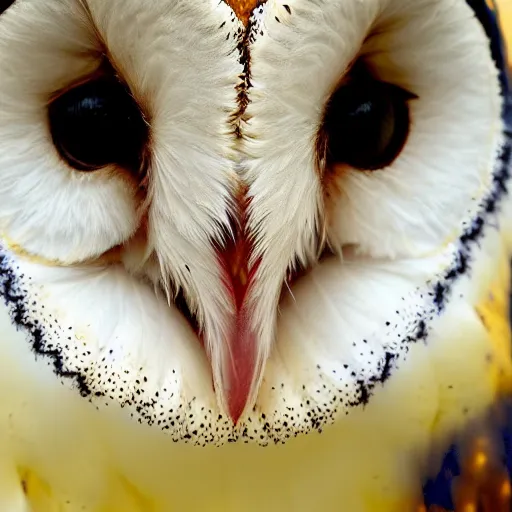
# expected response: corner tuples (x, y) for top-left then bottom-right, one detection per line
(224, 0), (266, 24)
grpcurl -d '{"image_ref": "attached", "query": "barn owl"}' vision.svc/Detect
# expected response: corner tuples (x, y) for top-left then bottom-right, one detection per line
(0, 0), (511, 510)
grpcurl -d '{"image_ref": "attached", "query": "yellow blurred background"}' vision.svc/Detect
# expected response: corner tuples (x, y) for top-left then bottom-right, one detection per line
(497, 0), (512, 61)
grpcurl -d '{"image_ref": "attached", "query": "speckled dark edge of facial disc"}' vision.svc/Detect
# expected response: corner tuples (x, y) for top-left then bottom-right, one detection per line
(0, 0), (510, 445)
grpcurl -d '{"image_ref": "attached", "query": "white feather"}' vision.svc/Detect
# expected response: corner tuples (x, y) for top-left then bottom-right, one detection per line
(0, 0), (509, 508)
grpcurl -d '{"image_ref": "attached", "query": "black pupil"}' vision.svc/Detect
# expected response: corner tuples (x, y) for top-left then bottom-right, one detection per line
(48, 77), (148, 172)
(322, 69), (414, 171)
(0, 0), (16, 15)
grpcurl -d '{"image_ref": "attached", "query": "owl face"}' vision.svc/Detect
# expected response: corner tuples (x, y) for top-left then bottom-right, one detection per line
(0, 0), (509, 444)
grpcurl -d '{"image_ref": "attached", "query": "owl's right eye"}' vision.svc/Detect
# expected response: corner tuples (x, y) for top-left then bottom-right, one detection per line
(48, 77), (148, 172)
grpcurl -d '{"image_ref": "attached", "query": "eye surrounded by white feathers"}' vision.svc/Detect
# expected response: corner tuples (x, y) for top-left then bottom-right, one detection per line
(0, 0), (511, 508)
(48, 75), (149, 173)
(320, 62), (416, 171)
(0, 0), (506, 433)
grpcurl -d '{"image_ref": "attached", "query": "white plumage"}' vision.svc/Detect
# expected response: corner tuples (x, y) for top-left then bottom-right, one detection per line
(0, 0), (510, 510)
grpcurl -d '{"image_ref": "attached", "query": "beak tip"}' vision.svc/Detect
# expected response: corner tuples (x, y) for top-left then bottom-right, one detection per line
(229, 408), (244, 426)
(225, 381), (251, 426)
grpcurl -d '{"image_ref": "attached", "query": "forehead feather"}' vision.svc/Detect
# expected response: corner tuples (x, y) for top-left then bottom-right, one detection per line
(224, 0), (266, 24)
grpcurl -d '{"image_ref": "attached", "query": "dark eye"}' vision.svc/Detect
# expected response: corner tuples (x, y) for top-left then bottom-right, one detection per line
(48, 77), (148, 172)
(321, 69), (416, 171)
(0, 0), (16, 15)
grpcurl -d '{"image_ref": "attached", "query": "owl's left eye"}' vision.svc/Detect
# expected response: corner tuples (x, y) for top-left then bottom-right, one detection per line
(322, 68), (416, 171)
(48, 77), (148, 173)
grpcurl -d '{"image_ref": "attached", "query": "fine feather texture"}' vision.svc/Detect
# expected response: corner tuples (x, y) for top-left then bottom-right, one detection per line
(0, 0), (511, 509)
(0, 0), (137, 264)
(241, 0), (504, 412)
(0, 0), (249, 415)
(0, 0), (508, 435)
(85, 0), (247, 415)
(0, 225), (511, 510)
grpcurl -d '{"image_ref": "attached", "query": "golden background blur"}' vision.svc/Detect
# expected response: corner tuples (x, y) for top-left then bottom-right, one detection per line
(497, 0), (512, 60)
